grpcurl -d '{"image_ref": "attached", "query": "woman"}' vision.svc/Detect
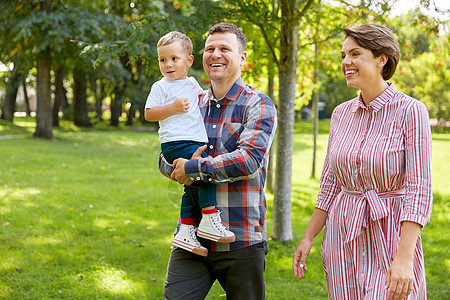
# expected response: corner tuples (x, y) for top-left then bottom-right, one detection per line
(292, 24), (432, 300)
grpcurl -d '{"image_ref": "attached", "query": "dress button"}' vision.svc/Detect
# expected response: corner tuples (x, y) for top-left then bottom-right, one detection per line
(212, 124), (217, 128)
(216, 104), (221, 108)
(209, 145), (214, 149)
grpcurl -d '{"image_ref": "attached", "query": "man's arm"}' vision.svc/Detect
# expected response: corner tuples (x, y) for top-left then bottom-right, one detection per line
(184, 95), (277, 184)
(145, 98), (190, 122)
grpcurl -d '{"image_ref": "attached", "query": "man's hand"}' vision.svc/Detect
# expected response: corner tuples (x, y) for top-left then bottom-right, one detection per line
(170, 145), (207, 185)
(192, 145), (207, 159)
(171, 158), (191, 185)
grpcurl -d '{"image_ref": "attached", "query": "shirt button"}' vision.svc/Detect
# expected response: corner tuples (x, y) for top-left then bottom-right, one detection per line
(196, 177), (200, 180)
(362, 252), (365, 256)
(212, 124), (217, 128)
(209, 145), (214, 149)
(216, 104), (220, 108)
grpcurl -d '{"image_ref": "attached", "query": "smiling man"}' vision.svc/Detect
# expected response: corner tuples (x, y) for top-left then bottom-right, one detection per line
(161, 23), (277, 300)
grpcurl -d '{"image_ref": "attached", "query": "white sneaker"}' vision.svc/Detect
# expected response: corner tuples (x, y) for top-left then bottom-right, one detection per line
(197, 211), (235, 243)
(172, 224), (208, 256)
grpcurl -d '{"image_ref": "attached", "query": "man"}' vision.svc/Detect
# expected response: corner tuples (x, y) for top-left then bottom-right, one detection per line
(160, 23), (277, 300)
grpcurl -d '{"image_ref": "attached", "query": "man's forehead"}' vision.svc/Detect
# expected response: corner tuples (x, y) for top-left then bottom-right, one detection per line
(205, 32), (237, 45)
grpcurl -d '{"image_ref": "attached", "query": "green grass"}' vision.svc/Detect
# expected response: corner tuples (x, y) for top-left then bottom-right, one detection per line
(0, 118), (448, 299)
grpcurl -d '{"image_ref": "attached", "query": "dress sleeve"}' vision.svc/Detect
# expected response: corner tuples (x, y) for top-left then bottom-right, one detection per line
(184, 95), (277, 183)
(316, 109), (342, 212)
(401, 101), (433, 227)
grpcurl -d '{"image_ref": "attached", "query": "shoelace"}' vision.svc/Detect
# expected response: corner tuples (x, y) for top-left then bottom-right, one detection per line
(211, 212), (228, 233)
(189, 227), (201, 246)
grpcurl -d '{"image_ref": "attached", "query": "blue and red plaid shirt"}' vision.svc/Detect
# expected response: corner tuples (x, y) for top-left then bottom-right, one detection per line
(159, 77), (277, 251)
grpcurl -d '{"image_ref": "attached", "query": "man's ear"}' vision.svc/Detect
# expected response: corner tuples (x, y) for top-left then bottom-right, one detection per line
(240, 51), (247, 67)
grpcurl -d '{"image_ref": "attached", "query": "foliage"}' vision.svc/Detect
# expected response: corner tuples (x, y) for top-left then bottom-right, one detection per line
(0, 118), (448, 298)
(389, 10), (450, 124)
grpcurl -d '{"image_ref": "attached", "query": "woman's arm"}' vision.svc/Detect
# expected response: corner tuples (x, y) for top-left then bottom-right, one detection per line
(385, 221), (421, 300)
(293, 208), (328, 280)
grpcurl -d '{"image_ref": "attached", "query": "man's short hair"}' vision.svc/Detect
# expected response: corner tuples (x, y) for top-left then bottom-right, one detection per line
(207, 23), (246, 52)
(157, 31), (193, 55)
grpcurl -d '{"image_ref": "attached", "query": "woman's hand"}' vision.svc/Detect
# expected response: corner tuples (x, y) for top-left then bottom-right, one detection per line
(293, 238), (313, 280)
(385, 254), (414, 300)
(385, 221), (421, 300)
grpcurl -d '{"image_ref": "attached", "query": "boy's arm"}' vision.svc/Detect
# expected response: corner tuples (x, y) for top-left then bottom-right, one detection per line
(145, 98), (190, 122)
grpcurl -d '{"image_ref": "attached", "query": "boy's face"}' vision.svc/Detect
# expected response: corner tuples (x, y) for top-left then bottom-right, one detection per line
(157, 41), (193, 81)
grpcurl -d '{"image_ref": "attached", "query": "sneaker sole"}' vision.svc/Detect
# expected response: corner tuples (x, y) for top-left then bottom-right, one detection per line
(172, 240), (208, 257)
(197, 230), (236, 243)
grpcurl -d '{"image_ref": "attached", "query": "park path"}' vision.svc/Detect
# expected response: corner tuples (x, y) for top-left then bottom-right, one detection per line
(0, 135), (26, 140)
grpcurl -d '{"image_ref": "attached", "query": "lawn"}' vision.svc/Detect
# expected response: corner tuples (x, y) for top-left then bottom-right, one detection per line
(0, 118), (448, 299)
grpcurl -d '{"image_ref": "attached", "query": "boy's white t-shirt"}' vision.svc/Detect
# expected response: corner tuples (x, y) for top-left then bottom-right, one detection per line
(145, 77), (208, 144)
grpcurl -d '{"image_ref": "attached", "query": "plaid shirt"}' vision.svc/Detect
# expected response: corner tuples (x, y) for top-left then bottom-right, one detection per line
(159, 77), (277, 251)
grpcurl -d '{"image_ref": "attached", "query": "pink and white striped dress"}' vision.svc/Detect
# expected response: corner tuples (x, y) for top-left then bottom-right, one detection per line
(316, 83), (433, 299)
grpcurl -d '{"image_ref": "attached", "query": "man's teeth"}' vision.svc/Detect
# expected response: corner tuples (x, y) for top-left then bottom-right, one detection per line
(346, 70), (356, 75)
(211, 64), (223, 67)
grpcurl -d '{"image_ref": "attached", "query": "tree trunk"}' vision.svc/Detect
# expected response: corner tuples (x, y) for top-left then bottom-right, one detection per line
(126, 103), (135, 126)
(96, 80), (104, 122)
(34, 48), (53, 139)
(53, 66), (65, 127)
(266, 60), (276, 194)
(22, 79), (31, 116)
(311, 30), (319, 179)
(272, 0), (298, 242)
(73, 67), (90, 127)
(1, 64), (21, 121)
(110, 89), (122, 127)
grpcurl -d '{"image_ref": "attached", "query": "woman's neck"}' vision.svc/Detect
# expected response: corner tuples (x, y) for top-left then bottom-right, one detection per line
(360, 80), (389, 106)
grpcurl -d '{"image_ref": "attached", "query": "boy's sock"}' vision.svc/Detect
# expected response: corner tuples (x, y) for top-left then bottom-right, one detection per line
(180, 217), (195, 225)
(201, 208), (218, 215)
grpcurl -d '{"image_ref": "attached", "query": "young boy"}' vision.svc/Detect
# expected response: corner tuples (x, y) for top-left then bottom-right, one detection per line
(144, 31), (235, 256)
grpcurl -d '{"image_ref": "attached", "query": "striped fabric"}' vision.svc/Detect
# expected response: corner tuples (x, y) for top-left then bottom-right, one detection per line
(161, 77), (277, 251)
(316, 83), (432, 299)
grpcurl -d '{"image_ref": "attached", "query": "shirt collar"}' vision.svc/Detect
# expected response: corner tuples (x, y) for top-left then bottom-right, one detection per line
(351, 82), (397, 113)
(204, 77), (245, 103)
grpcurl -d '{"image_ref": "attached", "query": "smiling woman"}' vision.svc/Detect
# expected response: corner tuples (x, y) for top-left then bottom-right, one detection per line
(293, 24), (433, 300)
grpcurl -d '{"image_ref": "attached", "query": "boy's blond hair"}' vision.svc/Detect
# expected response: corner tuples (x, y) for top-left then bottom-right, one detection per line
(157, 31), (193, 55)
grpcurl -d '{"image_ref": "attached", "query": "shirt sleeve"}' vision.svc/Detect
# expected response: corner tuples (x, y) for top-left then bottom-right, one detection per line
(145, 82), (164, 109)
(316, 108), (342, 212)
(185, 95), (277, 183)
(401, 101), (433, 227)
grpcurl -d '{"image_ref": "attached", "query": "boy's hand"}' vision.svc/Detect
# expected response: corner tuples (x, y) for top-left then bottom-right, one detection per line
(172, 98), (190, 113)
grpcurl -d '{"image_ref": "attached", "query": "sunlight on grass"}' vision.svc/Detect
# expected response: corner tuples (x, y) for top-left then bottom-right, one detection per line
(93, 218), (114, 229)
(0, 187), (41, 202)
(0, 282), (9, 298)
(0, 188), (41, 214)
(25, 236), (62, 246)
(89, 264), (146, 294)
